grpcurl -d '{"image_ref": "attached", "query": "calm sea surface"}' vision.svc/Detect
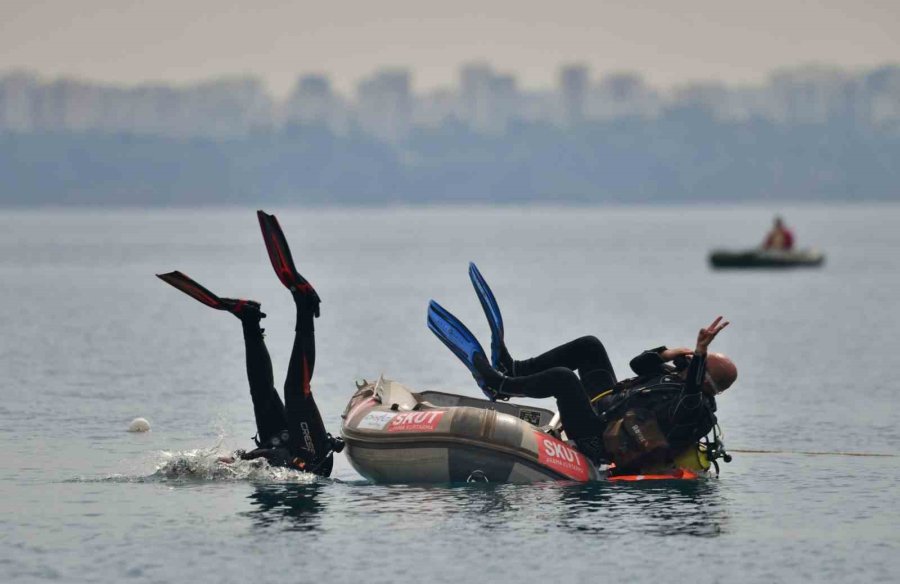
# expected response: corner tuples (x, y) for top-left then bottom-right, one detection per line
(1, 206), (898, 583)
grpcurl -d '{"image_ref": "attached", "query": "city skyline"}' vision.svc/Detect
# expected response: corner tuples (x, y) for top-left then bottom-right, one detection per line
(3, 58), (897, 98)
(3, 58), (898, 206)
(2, 0), (899, 97)
(4, 61), (898, 142)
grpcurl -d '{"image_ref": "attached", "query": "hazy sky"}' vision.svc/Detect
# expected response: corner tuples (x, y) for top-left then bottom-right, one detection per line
(2, 0), (898, 96)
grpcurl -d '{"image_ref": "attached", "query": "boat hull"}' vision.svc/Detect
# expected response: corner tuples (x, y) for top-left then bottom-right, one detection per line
(709, 248), (825, 269)
(341, 378), (598, 484)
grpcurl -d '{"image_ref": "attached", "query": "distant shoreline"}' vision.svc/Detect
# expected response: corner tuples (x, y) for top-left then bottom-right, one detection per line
(1, 200), (897, 211)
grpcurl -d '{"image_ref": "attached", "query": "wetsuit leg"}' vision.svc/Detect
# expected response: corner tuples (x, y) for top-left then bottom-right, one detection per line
(241, 320), (289, 446)
(282, 293), (331, 465)
(513, 336), (617, 398)
(475, 359), (604, 453)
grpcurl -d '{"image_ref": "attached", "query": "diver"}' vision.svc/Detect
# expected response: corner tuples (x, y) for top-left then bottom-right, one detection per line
(428, 264), (736, 473)
(762, 216), (795, 251)
(157, 211), (342, 477)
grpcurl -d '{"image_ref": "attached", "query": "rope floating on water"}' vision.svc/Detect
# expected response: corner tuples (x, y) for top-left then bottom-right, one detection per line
(730, 448), (897, 458)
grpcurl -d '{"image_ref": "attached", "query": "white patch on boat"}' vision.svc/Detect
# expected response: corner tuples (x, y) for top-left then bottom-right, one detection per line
(357, 411), (397, 430)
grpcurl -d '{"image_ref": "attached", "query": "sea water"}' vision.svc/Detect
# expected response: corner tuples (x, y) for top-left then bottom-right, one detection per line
(0, 205), (898, 583)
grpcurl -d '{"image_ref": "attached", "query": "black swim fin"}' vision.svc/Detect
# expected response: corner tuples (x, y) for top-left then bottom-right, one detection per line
(468, 262), (507, 372)
(257, 210), (321, 317)
(156, 271), (264, 318)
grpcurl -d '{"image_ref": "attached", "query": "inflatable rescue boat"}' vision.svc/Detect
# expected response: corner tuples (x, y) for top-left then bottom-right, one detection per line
(341, 377), (704, 484)
(709, 248), (825, 269)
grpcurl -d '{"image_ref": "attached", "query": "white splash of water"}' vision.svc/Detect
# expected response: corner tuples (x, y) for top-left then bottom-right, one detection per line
(152, 443), (317, 483)
(68, 438), (318, 484)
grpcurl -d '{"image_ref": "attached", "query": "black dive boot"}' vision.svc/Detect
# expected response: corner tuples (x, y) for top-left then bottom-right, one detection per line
(220, 298), (267, 324)
(495, 342), (516, 376)
(473, 353), (527, 400)
(572, 435), (608, 466)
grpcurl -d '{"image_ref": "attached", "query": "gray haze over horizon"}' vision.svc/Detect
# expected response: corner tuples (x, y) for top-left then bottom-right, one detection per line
(2, 0), (899, 96)
(3, 1), (899, 206)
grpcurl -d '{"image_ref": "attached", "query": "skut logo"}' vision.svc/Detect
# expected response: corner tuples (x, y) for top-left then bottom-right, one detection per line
(387, 410), (444, 432)
(535, 433), (590, 482)
(541, 438), (583, 467)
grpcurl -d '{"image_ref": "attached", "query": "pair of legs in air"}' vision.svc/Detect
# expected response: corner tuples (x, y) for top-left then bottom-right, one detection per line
(158, 211), (337, 476)
(477, 336), (615, 457)
(237, 293), (331, 470)
(428, 265), (615, 460)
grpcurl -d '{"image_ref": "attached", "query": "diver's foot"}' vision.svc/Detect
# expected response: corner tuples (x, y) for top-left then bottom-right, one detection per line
(473, 353), (525, 400)
(573, 435), (607, 465)
(472, 352), (498, 388)
(220, 298), (266, 322)
(292, 289), (321, 318)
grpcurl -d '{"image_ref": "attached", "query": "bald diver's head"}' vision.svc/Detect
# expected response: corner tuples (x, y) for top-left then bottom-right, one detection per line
(703, 352), (738, 396)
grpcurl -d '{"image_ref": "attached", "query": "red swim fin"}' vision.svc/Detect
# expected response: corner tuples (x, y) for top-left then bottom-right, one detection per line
(156, 271), (262, 317)
(257, 210), (321, 314)
(156, 271), (226, 309)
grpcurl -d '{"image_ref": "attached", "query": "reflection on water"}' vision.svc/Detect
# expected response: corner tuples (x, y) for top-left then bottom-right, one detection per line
(244, 483), (327, 531)
(239, 478), (726, 538)
(556, 480), (727, 537)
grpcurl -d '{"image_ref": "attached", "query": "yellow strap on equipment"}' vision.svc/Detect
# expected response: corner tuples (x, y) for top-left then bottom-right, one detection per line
(590, 389), (613, 404)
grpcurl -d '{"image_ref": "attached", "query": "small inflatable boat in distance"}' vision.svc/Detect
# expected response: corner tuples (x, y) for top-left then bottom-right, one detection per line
(709, 248), (825, 269)
(341, 377), (707, 484)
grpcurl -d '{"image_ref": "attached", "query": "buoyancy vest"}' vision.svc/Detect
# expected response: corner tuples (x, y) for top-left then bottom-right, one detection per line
(594, 372), (718, 453)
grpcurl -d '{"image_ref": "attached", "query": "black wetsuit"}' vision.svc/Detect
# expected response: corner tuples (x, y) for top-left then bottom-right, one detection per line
(238, 293), (334, 476)
(479, 336), (717, 462)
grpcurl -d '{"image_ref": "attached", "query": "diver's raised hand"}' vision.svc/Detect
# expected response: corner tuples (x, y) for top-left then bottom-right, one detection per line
(695, 316), (729, 355)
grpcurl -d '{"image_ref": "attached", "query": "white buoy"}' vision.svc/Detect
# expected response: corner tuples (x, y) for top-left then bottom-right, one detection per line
(128, 417), (151, 432)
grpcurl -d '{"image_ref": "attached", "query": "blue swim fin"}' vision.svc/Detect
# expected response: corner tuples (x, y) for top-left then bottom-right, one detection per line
(427, 300), (491, 397)
(468, 262), (506, 371)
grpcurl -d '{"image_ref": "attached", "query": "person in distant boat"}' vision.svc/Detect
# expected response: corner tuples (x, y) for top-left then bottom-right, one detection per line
(762, 216), (795, 251)
(157, 211), (342, 477)
(428, 265), (736, 473)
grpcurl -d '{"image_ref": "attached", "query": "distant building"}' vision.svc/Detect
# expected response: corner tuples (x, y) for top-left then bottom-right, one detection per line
(589, 73), (661, 119)
(670, 82), (734, 119)
(181, 77), (273, 137)
(515, 90), (557, 125)
(32, 78), (110, 131)
(412, 88), (460, 128)
(766, 65), (851, 124)
(559, 64), (589, 125)
(861, 66), (900, 128)
(284, 74), (347, 133)
(0, 72), (38, 131)
(9, 74), (273, 137)
(355, 68), (412, 142)
(459, 62), (519, 134)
